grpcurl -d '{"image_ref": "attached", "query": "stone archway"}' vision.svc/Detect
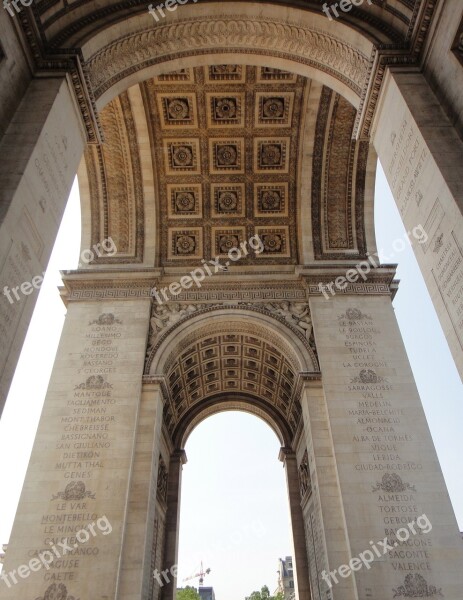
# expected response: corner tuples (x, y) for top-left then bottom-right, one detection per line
(143, 308), (318, 600)
(1, 3), (463, 600)
(1, 1), (462, 418)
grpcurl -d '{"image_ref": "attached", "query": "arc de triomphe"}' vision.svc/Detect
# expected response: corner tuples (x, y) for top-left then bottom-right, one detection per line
(0, 1), (462, 599)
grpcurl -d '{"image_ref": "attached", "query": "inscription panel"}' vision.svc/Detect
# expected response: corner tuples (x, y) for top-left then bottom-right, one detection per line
(1, 301), (150, 600)
(373, 72), (463, 378)
(310, 296), (463, 600)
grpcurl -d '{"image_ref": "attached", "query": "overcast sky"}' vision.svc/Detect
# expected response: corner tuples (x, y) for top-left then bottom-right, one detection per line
(0, 162), (461, 600)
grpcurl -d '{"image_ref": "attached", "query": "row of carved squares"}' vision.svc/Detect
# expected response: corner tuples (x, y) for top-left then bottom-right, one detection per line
(156, 92), (295, 128)
(167, 226), (290, 259)
(162, 138), (291, 174)
(179, 365), (293, 394)
(155, 66), (297, 83)
(205, 65), (297, 83)
(166, 183), (289, 218)
(183, 378), (279, 401)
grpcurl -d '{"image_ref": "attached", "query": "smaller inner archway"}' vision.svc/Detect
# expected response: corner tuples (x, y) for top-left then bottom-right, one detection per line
(150, 310), (316, 600)
(177, 411), (294, 600)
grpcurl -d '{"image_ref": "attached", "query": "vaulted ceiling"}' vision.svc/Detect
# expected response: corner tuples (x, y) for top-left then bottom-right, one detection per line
(80, 65), (372, 267)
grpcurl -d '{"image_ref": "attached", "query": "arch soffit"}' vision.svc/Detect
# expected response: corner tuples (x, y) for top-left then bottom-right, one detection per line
(151, 311), (313, 446)
(148, 308), (317, 375)
(77, 5), (378, 110)
(175, 396), (292, 448)
(79, 64), (373, 268)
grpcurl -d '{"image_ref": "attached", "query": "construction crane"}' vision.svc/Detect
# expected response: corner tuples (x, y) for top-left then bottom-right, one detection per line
(182, 561), (211, 587)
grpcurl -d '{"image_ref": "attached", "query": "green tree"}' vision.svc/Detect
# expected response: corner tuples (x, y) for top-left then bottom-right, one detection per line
(177, 586), (201, 600)
(245, 585), (284, 600)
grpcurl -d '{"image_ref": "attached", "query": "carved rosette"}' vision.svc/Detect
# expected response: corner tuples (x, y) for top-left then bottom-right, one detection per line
(393, 574), (443, 598)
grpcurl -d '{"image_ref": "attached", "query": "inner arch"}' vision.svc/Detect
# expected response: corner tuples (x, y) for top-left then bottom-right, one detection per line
(160, 323), (306, 447)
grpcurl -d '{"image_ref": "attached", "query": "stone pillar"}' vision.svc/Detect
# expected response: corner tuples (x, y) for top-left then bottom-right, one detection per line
(307, 292), (463, 599)
(372, 70), (463, 380)
(279, 447), (312, 600)
(0, 278), (152, 600)
(118, 379), (165, 600)
(299, 378), (355, 600)
(161, 449), (187, 600)
(0, 77), (86, 415)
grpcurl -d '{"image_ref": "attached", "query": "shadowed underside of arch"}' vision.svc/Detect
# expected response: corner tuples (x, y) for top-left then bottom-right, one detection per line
(14, 1), (437, 267)
(145, 310), (318, 445)
(78, 64), (373, 266)
(19, 1), (437, 142)
(174, 394), (294, 448)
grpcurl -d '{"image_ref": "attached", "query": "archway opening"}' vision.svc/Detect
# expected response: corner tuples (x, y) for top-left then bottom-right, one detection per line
(177, 411), (294, 600)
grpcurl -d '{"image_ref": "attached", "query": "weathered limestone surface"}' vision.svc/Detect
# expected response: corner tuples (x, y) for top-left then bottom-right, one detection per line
(373, 70), (463, 380)
(0, 3), (462, 599)
(118, 382), (165, 600)
(423, 0), (463, 136)
(0, 10), (31, 139)
(1, 299), (150, 600)
(0, 78), (86, 415)
(308, 294), (463, 599)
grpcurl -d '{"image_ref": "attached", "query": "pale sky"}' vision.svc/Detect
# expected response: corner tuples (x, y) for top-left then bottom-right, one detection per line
(0, 162), (462, 600)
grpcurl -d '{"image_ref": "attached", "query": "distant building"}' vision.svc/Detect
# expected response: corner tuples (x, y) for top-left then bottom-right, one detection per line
(277, 556), (295, 599)
(198, 586), (216, 600)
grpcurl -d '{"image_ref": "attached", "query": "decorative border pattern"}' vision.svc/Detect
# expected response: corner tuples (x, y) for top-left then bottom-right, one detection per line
(145, 303), (319, 373)
(86, 18), (371, 99)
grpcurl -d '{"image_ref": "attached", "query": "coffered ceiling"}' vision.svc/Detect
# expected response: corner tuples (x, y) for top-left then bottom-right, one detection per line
(80, 64), (372, 267)
(142, 65), (305, 265)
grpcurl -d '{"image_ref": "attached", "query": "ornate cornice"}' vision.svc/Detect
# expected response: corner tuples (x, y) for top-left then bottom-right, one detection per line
(300, 265), (399, 297)
(60, 269), (161, 302)
(59, 267), (398, 302)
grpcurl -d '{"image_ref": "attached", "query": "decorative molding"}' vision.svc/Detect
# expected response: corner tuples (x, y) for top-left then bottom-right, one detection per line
(145, 302), (319, 373)
(84, 91), (144, 262)
(307, 282), (394, 296)
(153, 281), (308, 303)
(302, 267), (398, 296)
(86, 18), (371, 99)
(17, 8), (102, 144)
(60, 273), (156, 302)
(20, 2), (439, 145)
(312, 87), (368, 260)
